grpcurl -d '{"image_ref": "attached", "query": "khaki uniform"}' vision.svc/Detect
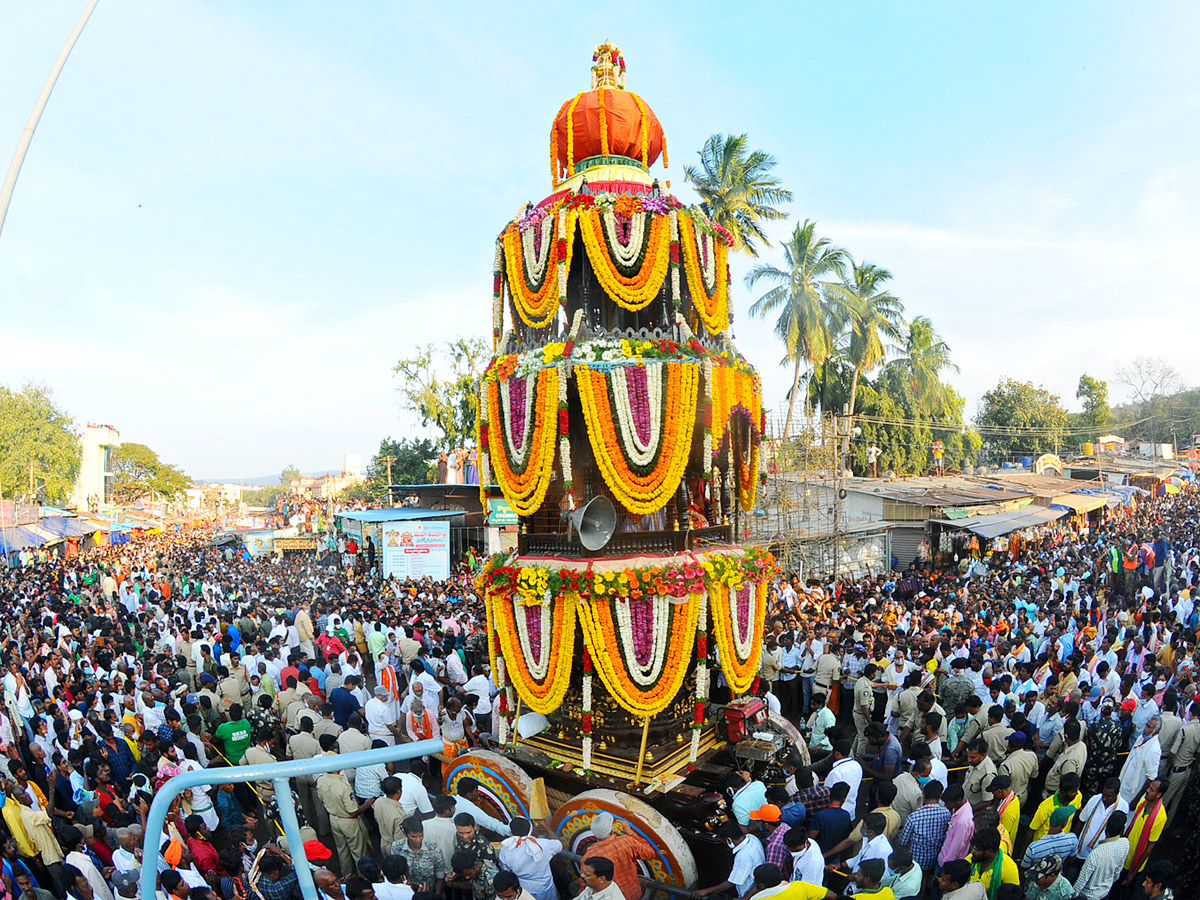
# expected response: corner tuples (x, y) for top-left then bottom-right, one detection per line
(288, 731), (330, 838)
(982, 723), (1014, 764)
(999, 748), (1039, 807)
(1163, 721), (1200, 821)
(964, 756), (998, 808)
(895, 687), (922, 738)
(1044, 739), (1088, 797)
(852, 676), (874, 757)
(374, 795), (407, 851)
(317, 770), (368, 875)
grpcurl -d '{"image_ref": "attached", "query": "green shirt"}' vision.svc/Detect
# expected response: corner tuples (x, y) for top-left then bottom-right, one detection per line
(214, 718), (253, 763)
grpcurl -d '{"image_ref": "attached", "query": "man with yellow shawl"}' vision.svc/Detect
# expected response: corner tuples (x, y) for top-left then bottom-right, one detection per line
(967, 827), (1019, 900)
(1122, 777), (1167, 887)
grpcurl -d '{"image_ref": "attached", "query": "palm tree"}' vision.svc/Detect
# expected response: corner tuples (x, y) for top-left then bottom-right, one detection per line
(893, 315), (958, 415)
(830, 261), (905, 421)
(683, 133), (793, 256)
(745, 220), (848, 437)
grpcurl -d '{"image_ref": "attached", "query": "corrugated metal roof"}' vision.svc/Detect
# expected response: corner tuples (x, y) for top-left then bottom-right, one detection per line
(335, 508), (466, 523)
(845, 476), (1032, 507)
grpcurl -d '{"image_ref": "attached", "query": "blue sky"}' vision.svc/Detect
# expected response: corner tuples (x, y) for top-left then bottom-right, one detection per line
(2, 2), (1198, 477)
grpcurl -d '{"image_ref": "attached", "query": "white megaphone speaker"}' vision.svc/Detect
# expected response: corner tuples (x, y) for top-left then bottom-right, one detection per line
(567, 495), (617, 551)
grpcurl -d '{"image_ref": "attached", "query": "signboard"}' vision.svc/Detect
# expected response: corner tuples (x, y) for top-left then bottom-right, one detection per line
(382, 520), (450, 581)
(0, 502), (38, 527)
(340, 516), (363, 537)
(244, 531), (275, 557)
(275, 536), (316, 551)
(487, 498), (518, 525)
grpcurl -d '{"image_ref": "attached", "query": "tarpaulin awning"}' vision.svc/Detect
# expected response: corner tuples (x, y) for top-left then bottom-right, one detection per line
(1069, 485), (1145, 508)
(0, 523), (61, 552)
(933, 505), (1068, 539)
(1049, 494), (1107, 514)
(39, 516), (100, 538)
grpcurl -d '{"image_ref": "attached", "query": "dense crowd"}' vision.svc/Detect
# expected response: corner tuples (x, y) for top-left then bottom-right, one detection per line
(0, 483), (1194, 900)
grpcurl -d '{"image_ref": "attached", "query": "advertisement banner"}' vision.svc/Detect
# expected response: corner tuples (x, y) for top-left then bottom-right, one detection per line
(382, 520), (450, 581)
(341, 516), (363, 537)
(487, 498), (518, 525)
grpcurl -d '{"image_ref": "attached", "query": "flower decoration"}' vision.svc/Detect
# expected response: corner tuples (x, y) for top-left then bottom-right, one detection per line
(578, 206), (671, 312)
(485, 367), (560, 516)
(677, 212), (729, 334)
(576, 361), (699, 515)
(709, 579), (769, 696)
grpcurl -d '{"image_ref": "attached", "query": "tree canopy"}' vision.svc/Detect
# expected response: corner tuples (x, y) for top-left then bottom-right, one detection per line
(1073, 374), (1112, 433)
(975, 379), (1069, 460)
(0, 383), (81, 504)
(394, 337), (488, 448)
(109, 443), (191, 504)
(339, 437), (439, 503)
(280, 465), (302, 485)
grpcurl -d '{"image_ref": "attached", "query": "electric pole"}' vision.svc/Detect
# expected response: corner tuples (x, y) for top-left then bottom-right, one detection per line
(380, 456), (396, 506)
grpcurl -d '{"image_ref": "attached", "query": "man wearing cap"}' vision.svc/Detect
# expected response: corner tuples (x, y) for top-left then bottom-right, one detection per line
(581, 812), (655, 900)
(365, 684), (400, 746)
(998, 731), (1037, 808)
(1119, 716), (1162, 804)
(1021, 807), (1078, 872)
(1025, 854), (1075, 900)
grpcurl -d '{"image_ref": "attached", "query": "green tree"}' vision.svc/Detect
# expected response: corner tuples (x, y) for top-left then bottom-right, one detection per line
(0, 383), (81, 503)
(889, 316), (958, 417)
(394, 337), (488, 447)
(340, 437), (440, 504)
(683, 133), (793, 257)
(975, 378), (1069, 461)
(1073, 374), (1112, 433)
(280, 465), (301, 486)
(109, 443), (191, 504)
(831, 260), (905, 421)
(243, 484), (288, 507)
(746, 220), (848, 436)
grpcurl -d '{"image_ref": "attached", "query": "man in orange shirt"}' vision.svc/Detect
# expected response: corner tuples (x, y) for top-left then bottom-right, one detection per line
(581, 813), (656, 900)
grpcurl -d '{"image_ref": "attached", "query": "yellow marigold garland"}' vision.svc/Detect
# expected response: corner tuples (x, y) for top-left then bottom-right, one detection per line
(565, 92), (583, 176)
(485, 366), (559, 516)
(576, 361), (698, 514)
(711, 366), (762, 458)
(598, 87), (608, 156)
(731, 420), (761, 512)
(578, 208), (671, 312)
(502, 216), (564, 329)
(631, 92), (650, 170)
(677, 213), (729, 334)
(709, 580), (768, 696)
(577, 591), (701, 718)
(487, 592), (577, 715)
(550, 97), (572, 186)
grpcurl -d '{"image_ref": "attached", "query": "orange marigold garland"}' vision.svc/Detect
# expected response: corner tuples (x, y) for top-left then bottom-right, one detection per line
(503, 215), (563, 329)
(550, 97), (572, 186)
(487, 591), (577, 715)
(485, 366), (559, 516)
(710, 365), (762, 459)
(631, 92), (650, 170)
(678, 213), (729, 334)
(565, 92), (583, 176)
(578, 207), (671, 311)
(576, 361), (698, 514)
(709, 580), (768, 696)
(730, 416), (761, 512)
(577, 590), (701, 718)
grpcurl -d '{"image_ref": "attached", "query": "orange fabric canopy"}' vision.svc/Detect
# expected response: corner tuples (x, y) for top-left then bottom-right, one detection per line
(554, 89), (664, 172)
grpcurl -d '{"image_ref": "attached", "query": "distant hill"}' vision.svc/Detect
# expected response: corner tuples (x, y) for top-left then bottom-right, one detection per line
(194, 470), (340, 486)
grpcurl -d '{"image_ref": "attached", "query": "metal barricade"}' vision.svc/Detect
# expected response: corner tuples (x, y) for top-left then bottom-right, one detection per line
(140, 739), (443, 900)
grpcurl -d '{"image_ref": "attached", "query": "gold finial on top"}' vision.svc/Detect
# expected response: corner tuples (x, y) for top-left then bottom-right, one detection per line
(591, 41), (626, 90)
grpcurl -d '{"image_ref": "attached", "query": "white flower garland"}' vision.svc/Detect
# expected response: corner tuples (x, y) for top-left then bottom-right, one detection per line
(695, 227), (719, 293)
(601, 209), (646, 266)
(493, 241), (505, 347)
(479, 383), (492, 494)
(499, 373), (537, 467)
(670, 211), (681, 307)
(582, 667), (593, 771)
(513, 597), (553, 680)
(558, 362), (573, 503)
(612, 592), (672, 686)
(610, 363), (664, 465)
(520, 214), (556, 287)
(496, 657), (509, 745)
(702, 357), (714, 465)
(556, 212), (570, 311)
(730, 584), (756, 662)
(690, 593), (709, 766)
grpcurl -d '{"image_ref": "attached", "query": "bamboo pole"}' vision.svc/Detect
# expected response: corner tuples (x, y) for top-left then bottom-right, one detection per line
(633, 716), (651, 786)
(510, 697), (523, 748)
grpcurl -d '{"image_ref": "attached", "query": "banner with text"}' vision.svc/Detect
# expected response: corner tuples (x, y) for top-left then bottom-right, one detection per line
(382, 520), (450, 581)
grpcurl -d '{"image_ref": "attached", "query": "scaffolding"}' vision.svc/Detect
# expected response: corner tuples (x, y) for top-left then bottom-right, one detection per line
(746, 405), (891, 579)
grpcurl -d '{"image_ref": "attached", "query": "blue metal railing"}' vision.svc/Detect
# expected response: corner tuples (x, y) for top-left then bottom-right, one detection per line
(141, 739), (443, 900)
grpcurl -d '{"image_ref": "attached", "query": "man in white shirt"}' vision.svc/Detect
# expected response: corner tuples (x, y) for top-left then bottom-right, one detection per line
(1119, 716), (1162, 803)
(824, 741), (863, 813)
(1073, 778), (1129, 862)
(844, 813), (892, 873)
(462, 667), (493, 719)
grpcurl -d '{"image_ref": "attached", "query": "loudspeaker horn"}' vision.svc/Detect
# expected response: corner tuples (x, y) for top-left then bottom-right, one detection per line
(567, 495), (617, 551)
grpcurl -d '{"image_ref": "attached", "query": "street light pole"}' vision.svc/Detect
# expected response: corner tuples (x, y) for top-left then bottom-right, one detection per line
(381, 456), (396, 506)
(0, 0), (101, 239)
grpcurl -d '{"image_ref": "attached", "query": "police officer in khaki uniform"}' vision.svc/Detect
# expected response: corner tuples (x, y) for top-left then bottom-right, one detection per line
(317, 762), (370, 875)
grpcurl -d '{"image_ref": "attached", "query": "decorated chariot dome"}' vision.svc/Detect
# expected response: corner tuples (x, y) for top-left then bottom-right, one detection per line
(465, 44), (782, 801)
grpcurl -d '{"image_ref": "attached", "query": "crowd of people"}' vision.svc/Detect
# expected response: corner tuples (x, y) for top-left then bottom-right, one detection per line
(0, 481), (1194, 900)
